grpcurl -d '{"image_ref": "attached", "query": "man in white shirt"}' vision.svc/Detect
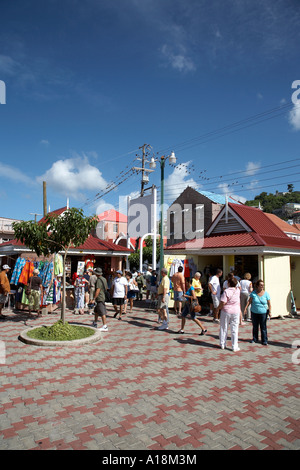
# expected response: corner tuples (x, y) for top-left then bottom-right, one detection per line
(112, 270), (128, 320)
(208, 268), (222, 323)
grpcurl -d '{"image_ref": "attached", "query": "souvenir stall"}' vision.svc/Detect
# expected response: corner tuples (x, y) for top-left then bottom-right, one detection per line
(10, 253), (64, 314)
(164, 255), (199, 309)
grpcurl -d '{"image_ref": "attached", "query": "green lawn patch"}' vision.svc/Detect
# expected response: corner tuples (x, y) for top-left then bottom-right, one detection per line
(26, 320), (95, 341)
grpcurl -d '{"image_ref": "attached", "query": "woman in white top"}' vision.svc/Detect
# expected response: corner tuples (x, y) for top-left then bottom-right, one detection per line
(239, 273), (253, 322)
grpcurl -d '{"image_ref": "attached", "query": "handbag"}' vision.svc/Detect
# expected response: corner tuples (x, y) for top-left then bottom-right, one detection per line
(25, 277), (32, 296)
(190, 299), (201, 313)
(99, 277), (111, 303)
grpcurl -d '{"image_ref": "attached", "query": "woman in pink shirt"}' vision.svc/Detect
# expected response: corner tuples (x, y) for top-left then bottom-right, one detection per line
(219, 273), (241, 352)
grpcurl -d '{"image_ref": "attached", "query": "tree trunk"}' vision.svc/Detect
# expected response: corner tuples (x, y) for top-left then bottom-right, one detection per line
(61, 251), (67, 324)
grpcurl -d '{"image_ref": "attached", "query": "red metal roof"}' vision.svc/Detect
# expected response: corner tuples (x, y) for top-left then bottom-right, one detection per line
(228, 203), (285, 237)
(167, 232), (264, 250)
(0, 234), (132, 253)
(74, 234), (132, 252)
(166, 203), (300, 251)
(264, 213), (300, 234)
(38, 207), (67, 225)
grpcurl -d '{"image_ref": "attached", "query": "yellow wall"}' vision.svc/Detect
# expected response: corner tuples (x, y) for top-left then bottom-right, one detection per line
(291, 256), (300, 309)
(223, 255), (235, 276)
(263, 255), (291, 317)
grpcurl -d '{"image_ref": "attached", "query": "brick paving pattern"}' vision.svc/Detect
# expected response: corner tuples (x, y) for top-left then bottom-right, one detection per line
(0, 302), (299, 450)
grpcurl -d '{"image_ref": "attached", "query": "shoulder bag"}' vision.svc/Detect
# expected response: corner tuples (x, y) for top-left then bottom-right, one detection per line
(99, 277), (111, 303)
(25, 277), (33, 296)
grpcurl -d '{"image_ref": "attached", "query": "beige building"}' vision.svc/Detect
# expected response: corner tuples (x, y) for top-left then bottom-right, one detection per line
(0, 217), (22, 245)
(165, 202), (300, 317)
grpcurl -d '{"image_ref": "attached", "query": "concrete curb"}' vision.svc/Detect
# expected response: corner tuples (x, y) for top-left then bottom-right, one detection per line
(19, 325), (102, 347)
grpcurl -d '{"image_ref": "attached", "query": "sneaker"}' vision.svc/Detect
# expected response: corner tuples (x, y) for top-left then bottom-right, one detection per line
(213, 319), (219, 323)
(233, 347), (241, 352)
(99, 325), (108, 332)
(158, 321), (168, 330)
(199, 329), (207, 336)
(92, 321), (98, 328)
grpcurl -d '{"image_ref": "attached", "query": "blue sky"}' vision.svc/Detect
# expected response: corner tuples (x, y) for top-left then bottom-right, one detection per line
(0, 0), (300, 221)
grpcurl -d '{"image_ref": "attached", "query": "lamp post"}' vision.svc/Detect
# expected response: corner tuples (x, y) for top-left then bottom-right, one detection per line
(149, 151), (176, 271)
(158, 152), (176, 271)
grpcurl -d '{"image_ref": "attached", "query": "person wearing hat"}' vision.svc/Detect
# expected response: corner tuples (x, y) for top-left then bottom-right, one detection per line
(88, 268), (97, 312)
(26, 268), (43, 315)
(0, 264), (11, 318)
(157, 268), (170, 330)
(92, 267), (109, 331)
(112, 270), (128, 320)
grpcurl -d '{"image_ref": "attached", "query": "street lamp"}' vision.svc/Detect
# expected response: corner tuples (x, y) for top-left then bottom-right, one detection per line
(142, 150), (176, 271)
(159, 152), (176, 270)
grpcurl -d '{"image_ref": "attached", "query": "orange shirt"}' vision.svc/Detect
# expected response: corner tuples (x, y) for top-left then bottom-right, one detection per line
(0, 271), (10, 295)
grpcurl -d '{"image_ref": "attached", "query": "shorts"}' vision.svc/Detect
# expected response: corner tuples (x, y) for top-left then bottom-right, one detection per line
(157, 293), (169, 310)
(28, 290), (40, 310)
(94, 301), (107, 316)
(127, 290), (137, 299)
(181, 302), (196, 319)
(112, 297), (125, 306)
(212, 294), (220, 308)
(174, 291), (183, 302)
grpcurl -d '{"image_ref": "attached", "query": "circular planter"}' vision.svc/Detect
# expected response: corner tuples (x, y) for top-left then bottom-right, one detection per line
(19, 325), (102, 347)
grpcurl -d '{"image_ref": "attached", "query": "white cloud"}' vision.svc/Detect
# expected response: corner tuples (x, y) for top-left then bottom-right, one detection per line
(0, 55), (20, 76)
(0, 162), (34, 186)
(289, 104), (300, 131)
(40, 139), (50, 145)
(95, 199), (115, 216)
(164, 161), (199, 202)
(160, 44), (196, 73)
(217, 182), (247, 204)
(37, 153), (109, 200)
(245, 161), (261, 176)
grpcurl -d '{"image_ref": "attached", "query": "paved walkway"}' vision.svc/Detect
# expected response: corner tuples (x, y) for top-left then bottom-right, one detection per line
(0, 301), (299, 450)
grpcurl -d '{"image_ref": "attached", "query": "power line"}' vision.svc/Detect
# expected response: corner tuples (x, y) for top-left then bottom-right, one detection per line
(156, 102), (296, 156)
(155, 157), (300, 194)
(82, 102), (299, 211)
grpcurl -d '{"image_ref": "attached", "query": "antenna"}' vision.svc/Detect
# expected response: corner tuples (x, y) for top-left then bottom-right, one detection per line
(30, 213), (42, 223)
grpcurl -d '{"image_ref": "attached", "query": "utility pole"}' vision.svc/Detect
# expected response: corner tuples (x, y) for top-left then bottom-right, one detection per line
(30, 213), (42, 223)
(43, 181), (47, 217)
(140, 144), (146, 196)
(133, 144), (154, 197)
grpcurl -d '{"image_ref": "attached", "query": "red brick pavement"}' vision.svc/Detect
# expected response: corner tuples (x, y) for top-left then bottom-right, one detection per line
(0, 303), (299, 450)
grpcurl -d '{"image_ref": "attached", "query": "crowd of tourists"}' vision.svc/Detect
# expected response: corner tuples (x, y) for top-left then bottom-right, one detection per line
(0, 262), (272, 349)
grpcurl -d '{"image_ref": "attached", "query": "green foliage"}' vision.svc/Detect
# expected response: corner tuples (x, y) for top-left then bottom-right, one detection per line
(12, 208), (98, 324)
(245, 190), (300, 215)
(12, 208), (98, 256)
(26, 320), (95, 341)
(128, 235), (160, 269)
